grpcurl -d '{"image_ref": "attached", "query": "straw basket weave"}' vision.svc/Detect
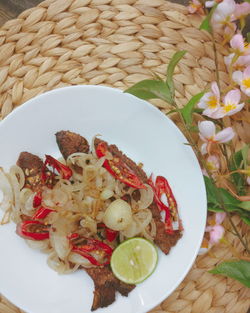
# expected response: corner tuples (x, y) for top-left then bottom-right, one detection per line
(0, 0), (249, 312)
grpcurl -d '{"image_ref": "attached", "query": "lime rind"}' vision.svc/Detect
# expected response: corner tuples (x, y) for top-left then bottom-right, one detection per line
(110, 237), (158, 284)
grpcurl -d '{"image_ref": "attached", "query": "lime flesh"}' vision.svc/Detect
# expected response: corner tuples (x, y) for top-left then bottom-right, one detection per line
(110, 237), (158, 284)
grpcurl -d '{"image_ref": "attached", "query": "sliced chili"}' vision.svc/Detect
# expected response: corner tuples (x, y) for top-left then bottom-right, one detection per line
(96, 141), (146, 189)
(148, 175), (174, 234)
(98, 223), (118, 242)
(16, 220), (50, 240)
(32, 207), (55, 220)
(70, 234), (113, 266)
(72, 247), (106, 266)
(33, 191), (42, 208)
(44, 155), (72, 180)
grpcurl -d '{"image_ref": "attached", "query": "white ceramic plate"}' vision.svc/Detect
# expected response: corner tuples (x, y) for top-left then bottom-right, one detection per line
(0, 85), (207, 313)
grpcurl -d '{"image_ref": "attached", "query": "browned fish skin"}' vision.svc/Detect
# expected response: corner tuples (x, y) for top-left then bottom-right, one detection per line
(17, 152), (44, 191)
(94, 138), (182, 254)
(94, 138), (148, 183)
(150, 202), (182, 254)
(85, 267), (135, 311)
(55, 130), (89, 160)
(17, 151), (56, 191)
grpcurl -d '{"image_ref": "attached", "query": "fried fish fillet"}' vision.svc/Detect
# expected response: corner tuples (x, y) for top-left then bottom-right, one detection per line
(94, 138), (182, 254)
(55, 130), (89, 160)
(85, 267), (135, 311)
(17, 151), (55, 191)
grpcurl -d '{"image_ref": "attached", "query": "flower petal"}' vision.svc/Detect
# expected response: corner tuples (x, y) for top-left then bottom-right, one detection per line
(232, 71), (243, 84)
(214, 127), (235, 143)
(224, 102), (245, 116)
(215, 212), (226, 224)
(224, 89), (241, 106)
(224, 54), (234, 69)
(201, 143), (208, 155)
(197, 92), (212, 109)
(209, 225), (225, 245)
(207, 155), (220, 171)
(203, 107), (225, 119)
(205, 0), (215, 8)
(243, 65), (250, 78)
(198, 121), (216, 141)
(230, 34), (244, 51)
(211, 81), (220, 99)
(241, 87), (250, 97)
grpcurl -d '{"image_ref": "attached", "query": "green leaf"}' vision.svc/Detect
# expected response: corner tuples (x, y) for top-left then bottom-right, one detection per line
(204, 176), (250, 225)
(241, 216), (250, 225)
(209, 260), (250, 288)
(241, 145), (249, 168)
(207, 205), (223, 212)
(124, 80), (172, 103)
(180, 92), (205, 125)
(229, 145), (249, 196)
(247, 32), (250, 43)
(199, 4), (218, 33)
(203, 176), (218, 205)
(237, 201), (250, 212)
(219, 188), (241, 206)
(166, 50), (186, 97)
(200, 16), (211, 33)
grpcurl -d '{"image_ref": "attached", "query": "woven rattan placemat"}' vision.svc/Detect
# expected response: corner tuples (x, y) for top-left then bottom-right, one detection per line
(0, 0), (249, 312)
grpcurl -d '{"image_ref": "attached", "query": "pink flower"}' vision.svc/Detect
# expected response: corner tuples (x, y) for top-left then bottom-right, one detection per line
(188, 0), (204, 14)
(206, 224), (225, 245)
(247, 176), (250, 186)
(206, 155), (220, 172)
(232, 66), (250, 96)
(211, 0), (236, 31)
(223, 23), (237, 42)
(224, 53), (250, 71)
(230, 34), (250, 56)
(220, 89), (245, 116)
(233, 2), (250, 20)
(205, 0), (216, 8)
(197, 82), (223, 118)
(199, 121), (235, 145)
(199, 212), (226, 254)
(205, 0), (223, 8)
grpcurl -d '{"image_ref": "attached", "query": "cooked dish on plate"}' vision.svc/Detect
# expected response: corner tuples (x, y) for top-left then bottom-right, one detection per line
(0, 130), (183, 311)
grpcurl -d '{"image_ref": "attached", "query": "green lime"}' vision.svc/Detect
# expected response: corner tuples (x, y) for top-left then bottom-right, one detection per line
(110, 237), (158, 284)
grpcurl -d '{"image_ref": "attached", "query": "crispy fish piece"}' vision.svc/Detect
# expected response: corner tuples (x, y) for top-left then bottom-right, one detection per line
(56, 133), (135, 310)
(55, 130), (89, 160)
(85, 267), (135, 311)
(150, 201), (181, 254)
(17, 152), (55, 191)
(94, 138), (148, 183)
(17, 152), (44, 191)
(94, 138), (182, 254)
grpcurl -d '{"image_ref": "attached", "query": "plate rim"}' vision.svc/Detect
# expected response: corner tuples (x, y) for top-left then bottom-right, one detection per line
(0, 85), (207, 313)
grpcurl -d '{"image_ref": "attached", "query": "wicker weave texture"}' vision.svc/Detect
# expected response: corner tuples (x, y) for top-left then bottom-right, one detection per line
(0, 0), (249, 312)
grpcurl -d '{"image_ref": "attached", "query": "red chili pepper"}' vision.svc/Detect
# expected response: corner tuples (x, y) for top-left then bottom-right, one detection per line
(70, 235), (113, 266)
(96, 142), (146, 189)
(67, 233), (79, 240)
(72, 247), (107, 266)
(16, 220), (50, 240)
(155, 176), (177, 212)
(33, 191), (42, 208)
(32, 207), (55, 220)
(148, 175), (174, 234)
(98, 223), (118, 242)
(44, 155), (72, 180)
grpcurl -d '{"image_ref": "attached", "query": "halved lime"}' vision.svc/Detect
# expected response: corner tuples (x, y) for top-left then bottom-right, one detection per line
(110, 237), (158, 284)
